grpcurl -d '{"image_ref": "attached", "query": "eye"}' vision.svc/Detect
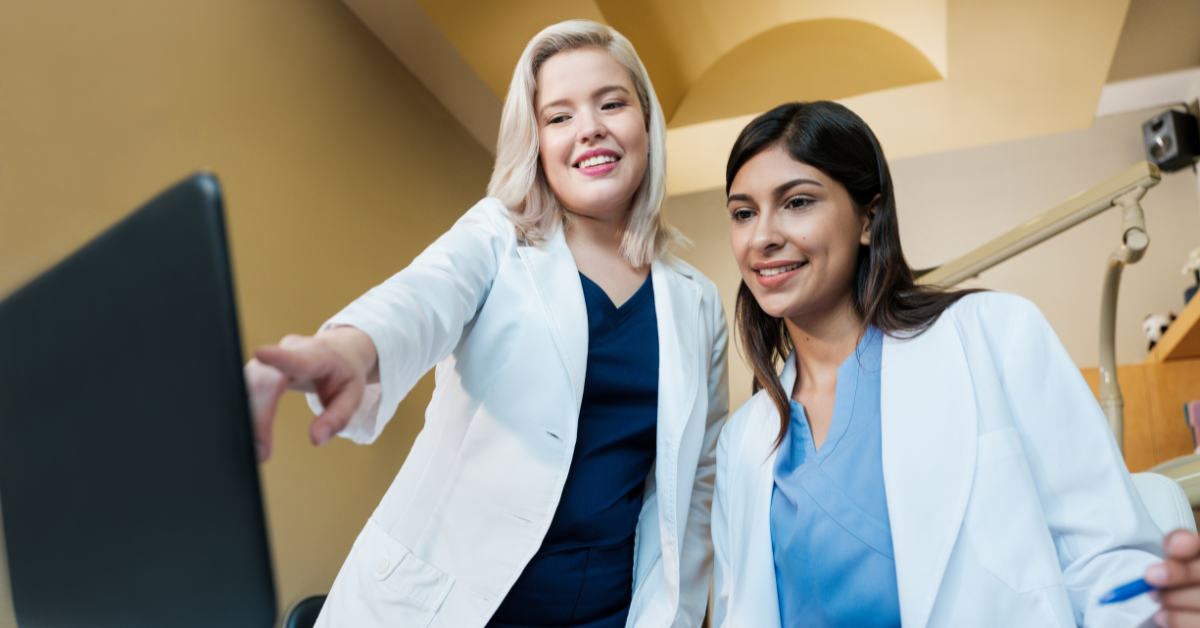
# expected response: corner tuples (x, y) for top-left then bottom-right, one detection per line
(547, 114), (570, 125)
(784, 196), (813, 210)
(601, 101), (627, 111)
(731, 207), (756, 222)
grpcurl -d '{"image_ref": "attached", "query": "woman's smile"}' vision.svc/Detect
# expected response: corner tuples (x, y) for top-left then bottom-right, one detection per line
(573, 147), (622, 176)
(753, 260), (808, 288)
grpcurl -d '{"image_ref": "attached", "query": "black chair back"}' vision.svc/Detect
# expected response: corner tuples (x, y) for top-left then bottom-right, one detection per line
(284, 595), (326, 628)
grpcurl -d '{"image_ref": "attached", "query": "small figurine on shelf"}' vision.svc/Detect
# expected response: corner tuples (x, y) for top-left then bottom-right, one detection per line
(1184, 245), (1200, 304)
(1186, 401), (1200, 454)
(1143, 312), (1177, 350)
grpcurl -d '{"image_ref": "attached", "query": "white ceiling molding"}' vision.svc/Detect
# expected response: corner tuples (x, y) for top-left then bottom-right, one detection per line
(1095, 66), (1200, 118)
(343, 0), (502, 155)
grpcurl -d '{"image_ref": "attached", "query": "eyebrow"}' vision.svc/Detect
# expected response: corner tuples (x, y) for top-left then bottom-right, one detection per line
(538, 85), (631, 117)
(727, 177), (824, 205)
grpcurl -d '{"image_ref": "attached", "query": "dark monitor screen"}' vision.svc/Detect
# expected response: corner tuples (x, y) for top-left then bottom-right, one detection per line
(0, 174), (276, 627)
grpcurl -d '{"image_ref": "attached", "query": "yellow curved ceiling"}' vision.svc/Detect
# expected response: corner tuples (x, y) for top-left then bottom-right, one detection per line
(595, 0), (947, 123)
(413, 0), (606, 98)
(668, 18), (942, 127)
(409, 0), (946, 127)
(350, 0), (1133, 194)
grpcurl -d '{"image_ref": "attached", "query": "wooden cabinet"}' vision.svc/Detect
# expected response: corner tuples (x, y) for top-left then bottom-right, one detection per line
(1080, 293), (1200, 472)
(1081, 360), (1200, 472)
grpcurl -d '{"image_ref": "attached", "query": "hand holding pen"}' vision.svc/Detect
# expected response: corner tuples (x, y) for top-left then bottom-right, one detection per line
(1101, 530), (1200, 627)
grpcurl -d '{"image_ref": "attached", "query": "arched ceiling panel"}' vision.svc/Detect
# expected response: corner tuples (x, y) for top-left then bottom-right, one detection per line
(668, 19), (942, 128)
(411, 0), (606, 98)
(597, 0), (946, 120)
(592, 0), (688, 120)
(665, 0), (1133, 194)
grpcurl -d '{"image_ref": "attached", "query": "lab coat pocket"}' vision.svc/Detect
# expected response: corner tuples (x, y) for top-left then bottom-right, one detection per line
(967, 427), (1063, 593)
(359, 519), (454, 627)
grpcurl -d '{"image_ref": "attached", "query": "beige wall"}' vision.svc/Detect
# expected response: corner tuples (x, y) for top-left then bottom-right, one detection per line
(666, 107), (1200, 413)
(4, 1), (1198, 622)
(0, 0), (493, 623)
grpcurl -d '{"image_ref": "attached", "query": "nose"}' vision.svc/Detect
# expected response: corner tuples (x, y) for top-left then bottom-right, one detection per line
(750, 209), (785, 254)
(576, 109), (607, 144)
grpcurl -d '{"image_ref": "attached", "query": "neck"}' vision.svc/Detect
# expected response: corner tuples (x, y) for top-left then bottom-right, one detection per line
(783, 293), (865, 397)
(563, 202), (630, 259)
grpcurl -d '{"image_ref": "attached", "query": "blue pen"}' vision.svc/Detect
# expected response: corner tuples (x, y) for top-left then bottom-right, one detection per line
(1099, 578), (1156, 604)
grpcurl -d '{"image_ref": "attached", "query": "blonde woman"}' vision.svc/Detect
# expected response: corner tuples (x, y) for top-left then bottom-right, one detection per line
(245, 20), (727, 628)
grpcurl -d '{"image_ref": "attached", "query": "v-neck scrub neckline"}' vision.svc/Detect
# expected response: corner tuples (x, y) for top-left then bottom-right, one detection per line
(578, 272), (653, 327)
(770, 326), (901, 628)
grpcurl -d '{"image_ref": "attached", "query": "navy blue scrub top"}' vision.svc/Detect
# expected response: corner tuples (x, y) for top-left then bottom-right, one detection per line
(488, 273), (659, 628)
(770, 326), (901, 628)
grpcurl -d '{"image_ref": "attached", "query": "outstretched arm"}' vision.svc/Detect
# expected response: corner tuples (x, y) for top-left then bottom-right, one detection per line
(245, 327), (377, 461)
(244, 199), (515, 459)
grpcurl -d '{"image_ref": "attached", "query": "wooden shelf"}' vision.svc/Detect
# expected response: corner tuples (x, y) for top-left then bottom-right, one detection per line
(1082, 359), (1200, 473)
(1103, 285), (1200, 507)
(1147, 291), (1200, 363)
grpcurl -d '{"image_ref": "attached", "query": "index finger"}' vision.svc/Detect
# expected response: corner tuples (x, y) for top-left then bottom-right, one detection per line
(255, 342), (328, 383)
(243, 358), (290, 462)
(1167, 530), (1200, 561)
(1146, 556), (1200, 590)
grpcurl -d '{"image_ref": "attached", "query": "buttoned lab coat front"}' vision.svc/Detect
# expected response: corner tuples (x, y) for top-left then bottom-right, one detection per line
(712, 293), (1164, 628)
(308, 199), (729, 628)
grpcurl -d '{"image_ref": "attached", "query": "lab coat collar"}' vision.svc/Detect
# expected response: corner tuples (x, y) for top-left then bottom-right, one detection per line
(516, 226), (588, 420)
(881, 322), (978, 628)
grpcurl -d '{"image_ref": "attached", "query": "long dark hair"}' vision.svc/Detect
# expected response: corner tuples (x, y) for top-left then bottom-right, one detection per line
(727, 101), (978, 446)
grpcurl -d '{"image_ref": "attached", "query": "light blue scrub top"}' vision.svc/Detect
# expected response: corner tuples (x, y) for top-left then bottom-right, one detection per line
(770, 326), (901, 627)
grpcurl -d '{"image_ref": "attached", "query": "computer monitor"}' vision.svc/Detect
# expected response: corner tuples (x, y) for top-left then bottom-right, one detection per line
(0, 174), (276, 627)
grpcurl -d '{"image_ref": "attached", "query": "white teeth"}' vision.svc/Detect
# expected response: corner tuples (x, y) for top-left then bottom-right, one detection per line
(758, 263), (803, 277)
(576, 155), (618, 168)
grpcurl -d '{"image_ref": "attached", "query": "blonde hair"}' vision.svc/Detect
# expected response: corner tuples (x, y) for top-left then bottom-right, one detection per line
(487, 20), (676, 268)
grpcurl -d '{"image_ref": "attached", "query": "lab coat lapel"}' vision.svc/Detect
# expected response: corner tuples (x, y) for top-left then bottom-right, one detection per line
(881, 320), (978, 628)
(650, 259), (701, 591)
(738, 355), (798, 627)
(516, 228), (588, 417)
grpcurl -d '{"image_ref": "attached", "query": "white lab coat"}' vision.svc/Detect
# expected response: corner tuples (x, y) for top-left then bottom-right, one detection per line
(308, 198), (729, 628)
(712, 292), (1163, 628)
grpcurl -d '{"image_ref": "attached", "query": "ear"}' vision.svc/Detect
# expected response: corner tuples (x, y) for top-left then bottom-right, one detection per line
(860, 194), (880, 246)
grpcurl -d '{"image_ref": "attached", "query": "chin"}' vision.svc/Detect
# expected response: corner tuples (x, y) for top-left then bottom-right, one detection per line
(566, 190), (637, 218)
(760, 303), (795, 319)
(758, 287), (825, 320)
(746, 291), (794, 319)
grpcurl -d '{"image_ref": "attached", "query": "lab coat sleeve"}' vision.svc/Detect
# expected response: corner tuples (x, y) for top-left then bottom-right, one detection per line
(306, 198), (515, 444)
(676, 282), (729, 626)
(710, 411), (733, 628)
(994, 295), (1162, 628)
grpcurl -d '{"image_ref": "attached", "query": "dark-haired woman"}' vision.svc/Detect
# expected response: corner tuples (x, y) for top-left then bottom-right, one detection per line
(711, 100), (1200, 628)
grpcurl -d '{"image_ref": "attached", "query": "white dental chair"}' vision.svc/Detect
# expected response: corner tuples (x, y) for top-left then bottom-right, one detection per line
(1132, 472), (1197, 534)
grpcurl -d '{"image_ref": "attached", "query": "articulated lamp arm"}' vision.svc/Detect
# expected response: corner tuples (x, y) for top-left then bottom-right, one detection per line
(1099, 186), (1150, 455)
(917, 162), (1161, 289)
